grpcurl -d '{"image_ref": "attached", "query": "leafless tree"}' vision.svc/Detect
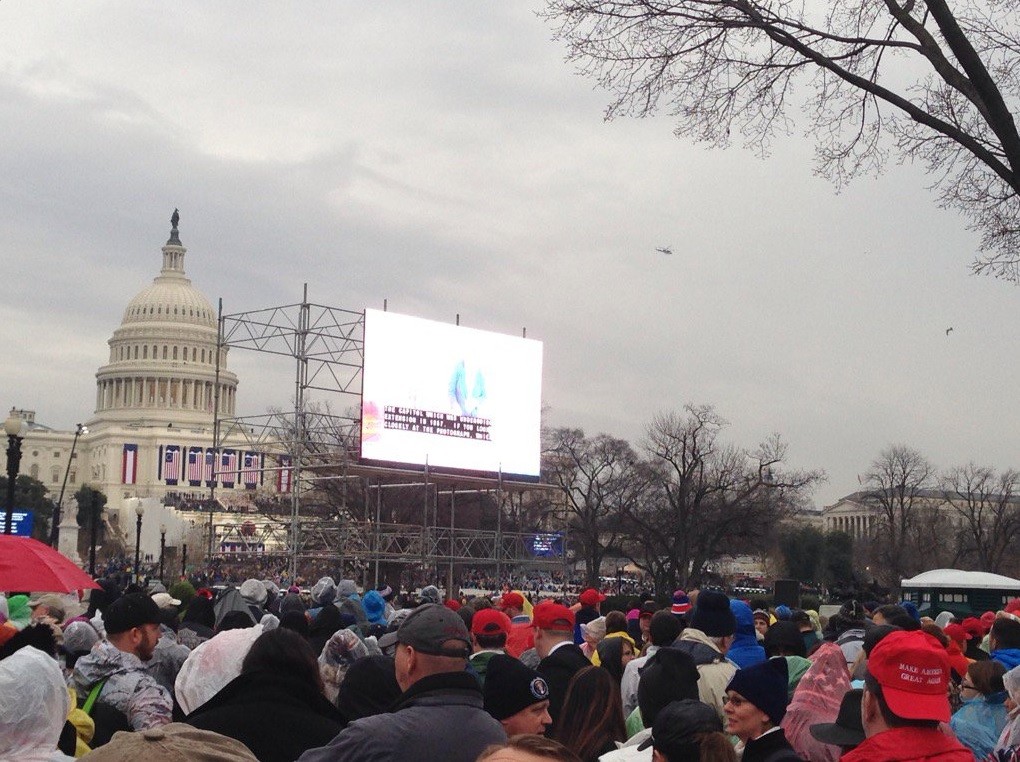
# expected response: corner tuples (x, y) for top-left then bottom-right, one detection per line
(623, 405), (822, 595)
(860, 445), (935, 584)
(941, 462), (1020, 573)
(543, 1), (1020, 278)
(545, 427), (648, 585)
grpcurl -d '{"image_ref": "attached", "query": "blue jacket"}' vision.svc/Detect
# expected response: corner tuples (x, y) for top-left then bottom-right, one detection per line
(728, 600), (766, 669)
(992, 648), (1020, 671)
(950, 691), (1008, 760)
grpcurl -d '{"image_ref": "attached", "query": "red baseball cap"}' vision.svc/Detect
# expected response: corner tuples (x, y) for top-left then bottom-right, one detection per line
(532, 603), (575, 631)
(943, 623), (971, 643)
(578, 588), (606, 607)
(471, 608), (512, 636)
(868, 630), (951, 722)
(962, 617), (986, 638)
(500, 592), (525, 610)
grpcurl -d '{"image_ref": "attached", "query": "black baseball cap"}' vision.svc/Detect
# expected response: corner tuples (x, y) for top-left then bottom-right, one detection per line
(637, 699), (722, 755)
(103, 592), (162, 635)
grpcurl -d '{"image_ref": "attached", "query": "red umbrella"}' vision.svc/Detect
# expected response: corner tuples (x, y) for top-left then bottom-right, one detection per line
(0, 535), (100, 592)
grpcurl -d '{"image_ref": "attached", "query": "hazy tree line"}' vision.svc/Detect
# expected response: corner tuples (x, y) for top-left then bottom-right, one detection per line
(543, 404), (823, 597)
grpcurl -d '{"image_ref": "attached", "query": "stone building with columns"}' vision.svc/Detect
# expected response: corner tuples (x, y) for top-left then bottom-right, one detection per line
(821, 492), (881, 539)
(3, 214), (285, 561)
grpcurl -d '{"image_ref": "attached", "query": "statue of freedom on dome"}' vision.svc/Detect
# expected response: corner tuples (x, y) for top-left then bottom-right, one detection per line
(171, 208), (180, 229)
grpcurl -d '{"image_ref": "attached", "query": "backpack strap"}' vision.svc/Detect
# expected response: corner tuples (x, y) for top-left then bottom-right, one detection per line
(81, 678), (108, 716)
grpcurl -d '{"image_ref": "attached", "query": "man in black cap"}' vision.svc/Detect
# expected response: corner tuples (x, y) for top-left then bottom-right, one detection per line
(298, 604), (505, 762)
(483, 654), (552, 736)
(71, 592), (172, 731)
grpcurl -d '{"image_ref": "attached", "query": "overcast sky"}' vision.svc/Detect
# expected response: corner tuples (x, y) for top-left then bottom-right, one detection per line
(3, 2), (1017, 508)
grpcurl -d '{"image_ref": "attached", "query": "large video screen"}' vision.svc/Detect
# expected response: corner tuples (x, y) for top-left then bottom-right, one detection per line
(360, 309), (543, 478)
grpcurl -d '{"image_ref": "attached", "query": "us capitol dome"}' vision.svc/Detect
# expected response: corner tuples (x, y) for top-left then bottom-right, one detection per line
(5, 211), (281, 562)
(93, 212), (238, 426)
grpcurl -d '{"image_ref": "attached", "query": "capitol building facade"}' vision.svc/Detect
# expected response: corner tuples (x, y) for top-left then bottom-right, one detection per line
(4, 214), (285, 561)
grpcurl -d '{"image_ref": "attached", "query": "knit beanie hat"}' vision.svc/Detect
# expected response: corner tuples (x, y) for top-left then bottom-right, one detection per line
(483, 654), (550, 720)
(726, 656), (789, 725)
(775, 605), (792, 621)
(420, 585), (441, 605)
(690, 590), (736, 637)
(580, 616), (607, 642)
(671, 590), (692, 616)
(239, 579), (268, 606)
(311, 577), (337, 606)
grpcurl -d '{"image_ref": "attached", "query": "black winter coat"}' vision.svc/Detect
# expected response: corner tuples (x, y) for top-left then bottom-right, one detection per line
(185, 669), (344, 762)
(537, 642), (591, 733)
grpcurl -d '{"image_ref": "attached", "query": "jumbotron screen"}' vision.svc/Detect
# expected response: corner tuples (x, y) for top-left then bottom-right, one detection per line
(360, 309), (543, 478)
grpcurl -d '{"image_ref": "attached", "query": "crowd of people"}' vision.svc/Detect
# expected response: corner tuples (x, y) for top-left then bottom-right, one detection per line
(3, 578), (1020, 761)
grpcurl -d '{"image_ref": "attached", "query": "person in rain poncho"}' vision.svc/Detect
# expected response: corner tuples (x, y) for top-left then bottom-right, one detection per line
(950, 660), (1008, 760)
(71, 593), (172, 731)
(174, 625), (265, 715)
(992, 664), (1020, 758)
(781, 641), (851, 762)
(0, 645), (75, 760)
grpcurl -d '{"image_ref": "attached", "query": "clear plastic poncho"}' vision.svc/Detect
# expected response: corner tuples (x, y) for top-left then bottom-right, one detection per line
(781, 641), (851, 762)
(0, 646), (74, 761)
(174, 625), (265, 715)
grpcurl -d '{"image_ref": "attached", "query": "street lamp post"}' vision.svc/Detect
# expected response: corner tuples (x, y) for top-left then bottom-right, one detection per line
(4, 412), (27, 535)
(87, 498), (102, 577)
(181, 542), (187, 579)
(159, 524), (167, 583)
(51, 423), (87, 548)
(132, 499), (145, 584)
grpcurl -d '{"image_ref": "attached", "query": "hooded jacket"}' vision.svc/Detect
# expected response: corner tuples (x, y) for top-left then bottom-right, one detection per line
(674, 627), (737, 719)
(296, 670), (506, 762)
(729, 600), (767, 669)
(841, 726), (973, 762)
(72, 641), (172, 731)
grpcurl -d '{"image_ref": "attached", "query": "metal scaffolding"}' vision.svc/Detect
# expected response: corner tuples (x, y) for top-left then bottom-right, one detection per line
(209, 288), (565, 581)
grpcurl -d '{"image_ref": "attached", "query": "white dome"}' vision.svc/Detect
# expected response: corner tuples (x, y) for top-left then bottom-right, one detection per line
(122, 277), (216, 329)
(91, 215), (238, 427)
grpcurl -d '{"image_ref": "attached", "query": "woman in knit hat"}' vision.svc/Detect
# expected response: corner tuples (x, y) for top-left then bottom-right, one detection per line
(723, 657), (801, 761)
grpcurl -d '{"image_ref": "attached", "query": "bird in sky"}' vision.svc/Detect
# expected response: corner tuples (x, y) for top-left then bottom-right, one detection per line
(656, 246), (673, 256)
(946, 327), (953, 335)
